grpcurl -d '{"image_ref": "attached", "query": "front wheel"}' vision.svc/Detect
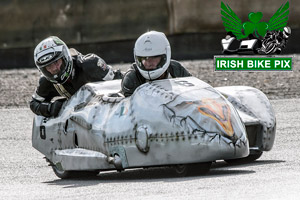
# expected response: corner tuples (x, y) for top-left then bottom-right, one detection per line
(52, 166), (99, 179)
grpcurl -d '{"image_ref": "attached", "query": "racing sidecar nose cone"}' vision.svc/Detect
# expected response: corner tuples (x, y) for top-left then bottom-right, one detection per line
(133, 77), (248, 145)
(161, 96), (246, 141)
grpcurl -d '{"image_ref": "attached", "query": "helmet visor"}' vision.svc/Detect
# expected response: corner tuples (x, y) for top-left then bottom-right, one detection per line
(40, 58), (67, 82)
(35, 45), (64, 68)
(136, 54), (167, 71)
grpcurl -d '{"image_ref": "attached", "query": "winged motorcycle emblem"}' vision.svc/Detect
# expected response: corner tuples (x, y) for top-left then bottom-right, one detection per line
(221, 1), (289, 39)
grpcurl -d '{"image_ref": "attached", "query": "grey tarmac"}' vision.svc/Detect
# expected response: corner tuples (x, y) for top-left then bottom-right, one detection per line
(0, 98), (299, 200)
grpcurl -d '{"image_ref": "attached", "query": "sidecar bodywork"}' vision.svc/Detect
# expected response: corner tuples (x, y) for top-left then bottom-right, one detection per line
(32, 77), (276, 178)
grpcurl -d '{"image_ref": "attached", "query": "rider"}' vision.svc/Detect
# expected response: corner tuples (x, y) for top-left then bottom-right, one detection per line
(121, 31), (192, 97)
(258, 26), (291, 54)
(30, 36), (123, 117)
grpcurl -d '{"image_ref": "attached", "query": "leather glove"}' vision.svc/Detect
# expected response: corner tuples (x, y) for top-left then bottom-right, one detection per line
(49, 99), (66, 117)
(113, 69), (124, 80)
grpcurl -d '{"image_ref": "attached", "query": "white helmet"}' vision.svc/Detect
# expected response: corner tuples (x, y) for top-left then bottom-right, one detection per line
(283, 26), (291, 39)
(34, 36), (73, 84)
(134, 31), (171, 80)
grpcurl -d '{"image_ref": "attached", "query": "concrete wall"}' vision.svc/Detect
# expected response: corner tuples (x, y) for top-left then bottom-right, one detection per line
(0, 0), (169, 48)
(168, 0), (299, 33)
(0, 0), (299, 68)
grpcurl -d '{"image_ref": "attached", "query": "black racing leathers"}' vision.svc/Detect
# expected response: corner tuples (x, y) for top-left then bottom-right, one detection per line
(121, 60), (192, 97)
(30, 48), (122, 117)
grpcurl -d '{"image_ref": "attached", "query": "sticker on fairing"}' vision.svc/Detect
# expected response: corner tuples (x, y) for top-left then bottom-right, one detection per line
(40, 126), (46, 140)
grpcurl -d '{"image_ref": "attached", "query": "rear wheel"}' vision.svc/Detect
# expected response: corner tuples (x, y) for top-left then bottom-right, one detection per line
(188, 162), (212, 175)
(173, 164), (188, 177)
(172, 162), (212, 177)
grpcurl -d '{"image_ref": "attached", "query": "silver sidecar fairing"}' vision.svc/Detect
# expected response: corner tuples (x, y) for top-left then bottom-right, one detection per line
(32, 77), (263, 172)
(216, 86), (276, 154)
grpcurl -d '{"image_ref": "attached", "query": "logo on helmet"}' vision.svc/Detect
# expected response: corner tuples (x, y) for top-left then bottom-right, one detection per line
(52, 36), (64, 45)
(38, 54), (54, 64)
(61, 72), (69, 80)
(143, 39), (152, 51)
(144, 47), (152, 51)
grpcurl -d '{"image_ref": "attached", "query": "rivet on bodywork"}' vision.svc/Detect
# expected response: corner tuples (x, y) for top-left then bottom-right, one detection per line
(268, 123), (272, 127)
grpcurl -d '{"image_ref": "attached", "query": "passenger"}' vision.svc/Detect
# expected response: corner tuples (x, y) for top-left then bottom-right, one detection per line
(121, 31), (192, 97)
(30, 36), (123, 117)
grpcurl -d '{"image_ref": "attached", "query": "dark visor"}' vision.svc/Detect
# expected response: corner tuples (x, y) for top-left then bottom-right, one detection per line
(136, 55), (166, 71)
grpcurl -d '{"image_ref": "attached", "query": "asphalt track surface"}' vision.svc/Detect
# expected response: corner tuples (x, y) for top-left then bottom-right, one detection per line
(0, 99), (299, 200)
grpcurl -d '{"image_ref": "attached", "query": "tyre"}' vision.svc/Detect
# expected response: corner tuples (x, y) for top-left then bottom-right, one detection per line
(265, 43), (276, 54)
(172, 164), (188, 177)
(172, 162), (212, 177)
(188, 162), (212, 175)
(225, 151), (263, 165)
(52, 165), (99, 179)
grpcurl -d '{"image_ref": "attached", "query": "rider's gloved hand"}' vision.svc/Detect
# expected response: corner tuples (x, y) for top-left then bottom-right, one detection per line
(49, 99), (66, 117)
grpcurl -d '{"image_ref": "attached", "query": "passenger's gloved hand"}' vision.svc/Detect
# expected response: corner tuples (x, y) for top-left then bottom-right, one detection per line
(49, 99), (66, 117)
(113, 69), (124, 80)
